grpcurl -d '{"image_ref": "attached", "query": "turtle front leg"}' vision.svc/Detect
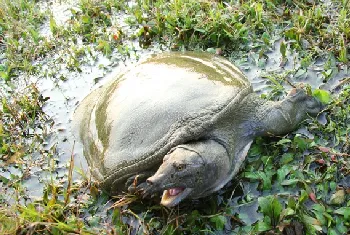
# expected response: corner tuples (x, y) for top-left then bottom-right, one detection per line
(245, 89), (322, 136)
(126, 171), (156, 194)
(268, 89), (322, 135)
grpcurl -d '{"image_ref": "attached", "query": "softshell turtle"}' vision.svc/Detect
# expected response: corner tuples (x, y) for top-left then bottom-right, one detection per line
(73, 52), (321, 207)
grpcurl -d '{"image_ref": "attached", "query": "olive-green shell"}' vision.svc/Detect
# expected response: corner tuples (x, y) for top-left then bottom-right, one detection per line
(73, 52), (252, 193)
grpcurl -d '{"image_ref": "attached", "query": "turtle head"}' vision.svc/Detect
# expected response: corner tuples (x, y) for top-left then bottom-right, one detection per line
(146, 141), (230, 207)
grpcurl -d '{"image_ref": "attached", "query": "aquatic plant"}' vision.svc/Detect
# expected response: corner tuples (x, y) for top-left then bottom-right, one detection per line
(0, 0), (349, 234)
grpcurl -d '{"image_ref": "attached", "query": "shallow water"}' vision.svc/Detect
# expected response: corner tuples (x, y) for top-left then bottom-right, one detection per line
(0, 0), (162, 202)
(238, 40), (348, 94)
(2, 0), (349, 231)
(33, 1), (348, 182)
(36, 41), (346, 229)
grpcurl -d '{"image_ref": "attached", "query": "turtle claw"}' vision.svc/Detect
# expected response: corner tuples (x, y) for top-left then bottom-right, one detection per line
(139, 183), (154, 198)
(133, 182), (158, 199)
(125, 172), (155, 195)
(126, 176), (139, 194)
(127, 184), (138, 194)
(127, 181), (149, 195)
(127, 179), (155, 198)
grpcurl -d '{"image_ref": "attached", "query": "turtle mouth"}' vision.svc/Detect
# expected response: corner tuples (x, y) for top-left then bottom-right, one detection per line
(160, 187), (193, 207)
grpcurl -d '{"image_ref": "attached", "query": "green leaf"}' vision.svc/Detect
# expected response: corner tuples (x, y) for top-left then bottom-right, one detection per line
(284, 208), (295, 216)
(50, 15), (58, 34)
(334, 217), (348, 234)
(112, 208), (122, 226)
(276, 138), (291, 145)
(195, 28), (206, 33)
(301, 214), (322, 231)
(324, 69), (332, 76)
(223, 29), (234, 38)
(258, 196), (282, 227)
(281, 179), (299, 186)
(97, 40), (112, 55)
(313, 89), (331, 104)
(262, 32), (270, 45)
(334, 207), (350, 221)
(329, 189), (345, 205)
(299, 190), (309, 203)
(210, 215), (226, 230)
(312, 204), (326, 226)
(163, 224), (177, 235)
(294, 69), (307, 79)
(343, 208), (350, 221)
(280, 40), (287, 58)
(312, 204), (325, 212)
(328, 228), (340, 235)
(255, 221), (271, 232)
(293, 136), (308, 151)
(323, 212), (334, 227)
(30, 29), (40, 43)
(280, 153), (294, 164)
(287, 196), (296, 210)
(0, 71), (9, 81)
(260, 171), (273, 190)
(0, 175), (9, 184)
(330, 181), (337, 191)
(277, 165), (291, 183)
(244, 172), (261, 180)
(82, 15), (91, 24)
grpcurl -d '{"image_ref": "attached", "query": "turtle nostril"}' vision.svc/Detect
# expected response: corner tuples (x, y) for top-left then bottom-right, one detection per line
(146, 179), (153, 185)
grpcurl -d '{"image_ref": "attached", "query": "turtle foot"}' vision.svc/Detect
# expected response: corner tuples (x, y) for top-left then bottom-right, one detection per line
(125, 172), (155, 195)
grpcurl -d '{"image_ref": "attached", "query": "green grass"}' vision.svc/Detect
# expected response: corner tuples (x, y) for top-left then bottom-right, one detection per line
(0, 0), (349, 234)
(0, 0), (53, 79)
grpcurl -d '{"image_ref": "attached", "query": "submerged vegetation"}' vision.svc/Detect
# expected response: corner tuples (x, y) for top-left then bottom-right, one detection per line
(0, 0), (349, 234)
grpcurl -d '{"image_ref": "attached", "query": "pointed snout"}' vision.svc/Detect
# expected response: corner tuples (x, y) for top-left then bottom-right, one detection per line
(146, 174), (165, 186)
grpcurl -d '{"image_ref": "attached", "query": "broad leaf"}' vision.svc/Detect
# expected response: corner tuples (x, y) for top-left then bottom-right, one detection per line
(210, 215), (226, 230)
(313, 89), (331, 104)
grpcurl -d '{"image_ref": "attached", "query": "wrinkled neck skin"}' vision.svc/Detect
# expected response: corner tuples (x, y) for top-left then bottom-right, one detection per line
(210, 89), (321, 184)
(191, 141), (232, 198)
(179, 140), (231, 195)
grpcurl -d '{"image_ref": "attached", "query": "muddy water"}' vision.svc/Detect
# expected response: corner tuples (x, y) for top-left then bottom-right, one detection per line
(3, 0), (349, 229)
(36, 35), (347, 210)
(32, 38), (348, 197)
(237, 40), (348, 93)
(6, 0), (163, 200)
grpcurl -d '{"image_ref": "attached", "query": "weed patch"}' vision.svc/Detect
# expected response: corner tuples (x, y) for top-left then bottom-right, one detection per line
(0, 0), (349, 234)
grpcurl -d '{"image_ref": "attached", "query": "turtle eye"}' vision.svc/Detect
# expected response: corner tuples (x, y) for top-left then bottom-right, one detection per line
(177, 164), (185, 171)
